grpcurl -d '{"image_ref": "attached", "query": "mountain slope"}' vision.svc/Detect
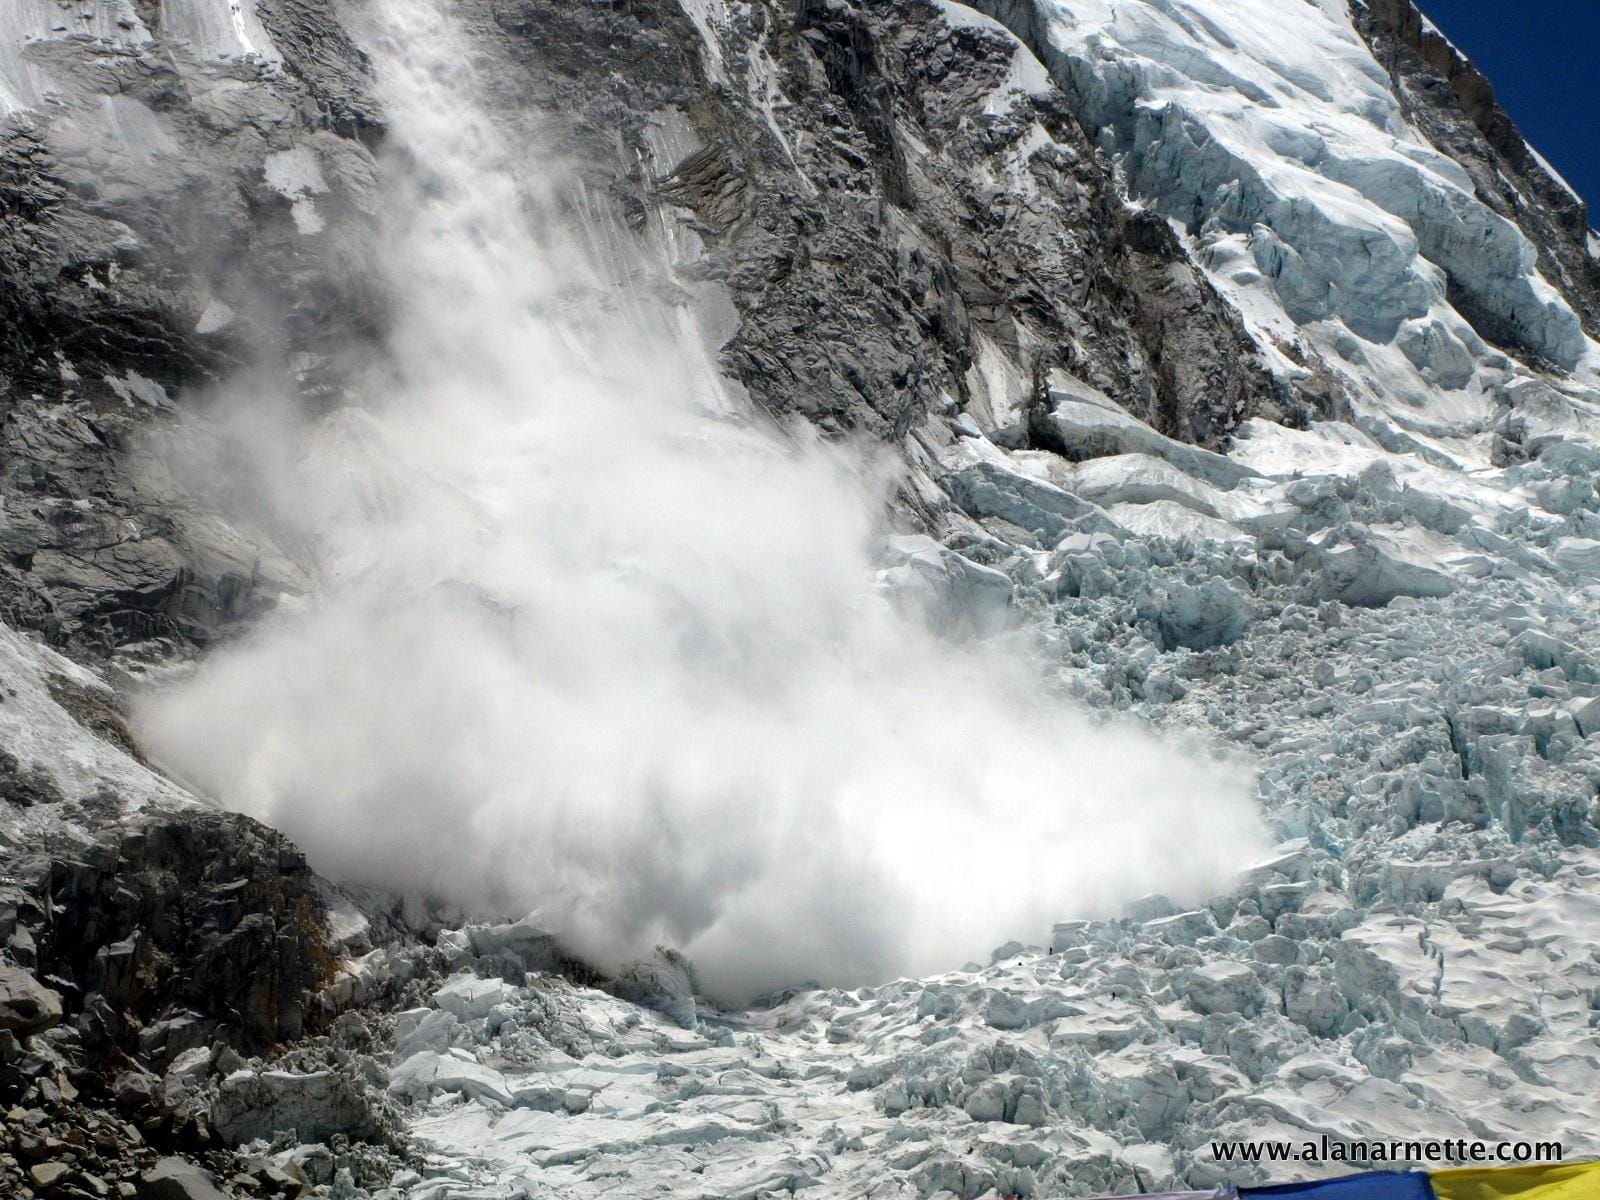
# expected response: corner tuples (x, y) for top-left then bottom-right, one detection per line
(1, 1), (1599, 1198)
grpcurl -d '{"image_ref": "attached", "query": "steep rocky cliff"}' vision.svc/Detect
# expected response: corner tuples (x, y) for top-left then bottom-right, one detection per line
(3, 1), (1600, 1198)
(1, 0), (1285, 669)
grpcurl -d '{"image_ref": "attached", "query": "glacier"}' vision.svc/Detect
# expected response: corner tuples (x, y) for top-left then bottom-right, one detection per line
(312, 2), (1600, 1195)
(342, 373), (1600, 1193)
(975, 0), (1600, 435)
(267, 2), (1600, 1195)
(0, 0), (1598, 1196)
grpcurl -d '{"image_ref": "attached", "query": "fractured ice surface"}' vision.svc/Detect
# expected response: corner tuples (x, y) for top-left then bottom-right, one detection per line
(974, 0), (1600, 438)
(372, 191), (1600, 1193)
(370, 279), (1600, 1195)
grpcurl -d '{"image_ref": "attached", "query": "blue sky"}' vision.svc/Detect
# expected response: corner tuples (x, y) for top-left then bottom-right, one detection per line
(1418, 0), (1600, 216)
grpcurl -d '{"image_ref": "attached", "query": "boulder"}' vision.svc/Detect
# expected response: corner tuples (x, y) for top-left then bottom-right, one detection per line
(30, 1162), (74, 1190)
(137, 1157), (228, 1200)
(0, 966), (62, 1037)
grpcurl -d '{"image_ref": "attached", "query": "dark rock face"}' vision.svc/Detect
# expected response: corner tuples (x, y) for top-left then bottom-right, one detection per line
(1353, 0), (1600, 348)
(461, 0), (1275, 448)
(0, 812), (344, 1192)
(0, 0), (1282, 665)
(19, 811), (334, 1057)
(0, 3), (384, 658)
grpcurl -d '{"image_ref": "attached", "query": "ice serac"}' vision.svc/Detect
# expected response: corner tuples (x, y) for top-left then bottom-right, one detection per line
(1353, 0), (1600, 337)
(970, 0), (1599, 438)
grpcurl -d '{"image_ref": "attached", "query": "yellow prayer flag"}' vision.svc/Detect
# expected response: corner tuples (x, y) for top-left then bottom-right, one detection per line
(1429, 1162), (1600, 1200)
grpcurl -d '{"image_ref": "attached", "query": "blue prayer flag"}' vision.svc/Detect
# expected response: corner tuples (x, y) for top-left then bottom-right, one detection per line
(1241, 1172), (1436, 1200)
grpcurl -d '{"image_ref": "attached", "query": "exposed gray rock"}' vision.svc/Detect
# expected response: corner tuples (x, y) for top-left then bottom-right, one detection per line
(444, 0), (1276, 453)
(0, 966), (61, 1038)
(26, 811), (332, 1054)
(137, 1156), (228, 1200)
(0, 0), (382, 656)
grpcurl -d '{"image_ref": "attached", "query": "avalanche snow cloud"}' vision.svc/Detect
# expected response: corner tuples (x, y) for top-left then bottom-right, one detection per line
(134, 0), (1267, 999)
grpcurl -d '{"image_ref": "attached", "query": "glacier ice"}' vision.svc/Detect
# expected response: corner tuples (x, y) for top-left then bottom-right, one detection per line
(358, 115), (1600, 1200)
(974, 0), (1599, 436)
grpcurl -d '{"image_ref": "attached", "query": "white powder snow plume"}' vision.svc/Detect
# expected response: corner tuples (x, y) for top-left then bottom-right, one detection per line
(134, 0), (1268, 999)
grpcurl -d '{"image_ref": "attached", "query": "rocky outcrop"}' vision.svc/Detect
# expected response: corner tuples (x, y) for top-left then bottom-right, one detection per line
(18, 811), (334, 1057)
(0, 1), (383, 657)
(0, 809), (357, 1194)
(446, 0), (1276, 448)
(138, 1156), (231, 1200)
